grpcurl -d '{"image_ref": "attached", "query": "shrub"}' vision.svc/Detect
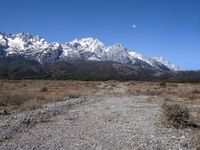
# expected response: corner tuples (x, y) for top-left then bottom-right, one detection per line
(160, 81), (167, 88)
(23, 83), (27, 87)
(191, 89), (200, 94)
(40, 87), (48, 92)
(160, 102), (190, 128)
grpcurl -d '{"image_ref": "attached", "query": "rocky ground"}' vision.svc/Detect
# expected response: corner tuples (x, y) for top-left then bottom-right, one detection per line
(0, 82), (200, 150)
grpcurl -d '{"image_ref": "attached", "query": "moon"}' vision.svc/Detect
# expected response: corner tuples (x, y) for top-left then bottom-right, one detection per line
(132, 24), (137, 29)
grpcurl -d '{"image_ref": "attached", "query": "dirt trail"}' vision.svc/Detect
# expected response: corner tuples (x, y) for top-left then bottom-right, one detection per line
(0, 83), (199, 150)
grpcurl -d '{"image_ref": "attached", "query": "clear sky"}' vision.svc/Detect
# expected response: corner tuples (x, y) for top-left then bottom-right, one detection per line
(0, 0), (200, 70)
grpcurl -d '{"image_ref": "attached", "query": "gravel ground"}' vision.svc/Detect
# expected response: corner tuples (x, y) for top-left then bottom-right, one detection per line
(0, 84), (200, 150)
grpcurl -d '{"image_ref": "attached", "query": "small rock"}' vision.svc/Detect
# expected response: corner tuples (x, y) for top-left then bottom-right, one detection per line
(0, 109), (9, 115)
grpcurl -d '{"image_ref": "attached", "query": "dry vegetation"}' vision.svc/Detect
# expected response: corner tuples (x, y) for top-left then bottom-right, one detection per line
(127, 81), (200, 126)
(0, 80), (100, 113)
(0, 80), (200, 122)
(160, 102), (198, 128)
(126, 81), (200, 102)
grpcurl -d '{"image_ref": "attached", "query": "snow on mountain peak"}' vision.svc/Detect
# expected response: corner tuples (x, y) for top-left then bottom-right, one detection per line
(153, 56), (180, 71)
(69, 37), (105, 52)
(0, 32), (180, 71)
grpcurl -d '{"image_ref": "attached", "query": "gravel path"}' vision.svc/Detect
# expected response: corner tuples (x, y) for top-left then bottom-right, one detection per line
(0, 84), (199, 149)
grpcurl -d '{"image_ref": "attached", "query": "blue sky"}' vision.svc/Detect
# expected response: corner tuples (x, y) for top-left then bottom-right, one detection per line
(0, 0), (200, 70)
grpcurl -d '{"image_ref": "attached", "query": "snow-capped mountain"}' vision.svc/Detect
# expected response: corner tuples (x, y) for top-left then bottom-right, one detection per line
(0, 32), (180, 71)
(153, 57), (180, 71)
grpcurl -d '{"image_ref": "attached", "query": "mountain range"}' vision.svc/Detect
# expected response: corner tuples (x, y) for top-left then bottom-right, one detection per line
(0, 32), (199, 82)
(0, 32), (179, 71)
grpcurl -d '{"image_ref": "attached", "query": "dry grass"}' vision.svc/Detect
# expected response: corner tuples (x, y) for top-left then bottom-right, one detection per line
(0, 95), (28, 106)
(160, 102), (191, 128)
(0, 80), (100, 113)
(126, 81), (200, 101)
(0, 80), (200, 114)
(127, 82), (200, 127)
